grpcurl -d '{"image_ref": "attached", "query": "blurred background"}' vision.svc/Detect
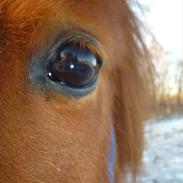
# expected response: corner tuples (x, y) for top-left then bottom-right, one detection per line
(131, 0), (183, 182)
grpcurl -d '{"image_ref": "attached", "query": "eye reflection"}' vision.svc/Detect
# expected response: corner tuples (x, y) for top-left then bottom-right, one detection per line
(70, 64), (74, 69)
(47, 43), (101, 88)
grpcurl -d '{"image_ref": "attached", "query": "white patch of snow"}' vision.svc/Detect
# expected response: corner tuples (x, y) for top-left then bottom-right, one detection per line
(139, 115), (183, 183)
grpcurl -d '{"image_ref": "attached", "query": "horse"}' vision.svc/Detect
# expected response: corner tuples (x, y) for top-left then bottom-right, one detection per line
(0, 0), (151, 182)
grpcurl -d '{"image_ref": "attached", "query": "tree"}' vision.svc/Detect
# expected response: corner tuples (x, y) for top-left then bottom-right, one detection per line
(176, 60), (183, 106)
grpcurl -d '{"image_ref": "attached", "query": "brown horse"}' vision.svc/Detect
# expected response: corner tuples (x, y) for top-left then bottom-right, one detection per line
(0, 0), (151, 182)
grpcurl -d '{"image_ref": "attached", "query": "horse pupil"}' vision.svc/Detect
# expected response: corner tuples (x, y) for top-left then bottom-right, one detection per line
(47, 43), (99, 88)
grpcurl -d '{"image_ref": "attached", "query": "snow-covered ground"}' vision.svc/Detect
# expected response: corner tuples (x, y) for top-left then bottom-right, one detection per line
(140, 115), (183, 183)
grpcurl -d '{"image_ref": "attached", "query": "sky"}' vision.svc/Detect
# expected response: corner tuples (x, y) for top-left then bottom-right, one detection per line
(133, 0), (183, 95)
(139, 0), (183, 59)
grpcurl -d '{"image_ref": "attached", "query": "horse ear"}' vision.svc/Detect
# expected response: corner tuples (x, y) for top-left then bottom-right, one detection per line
(111, 10), (152, 183)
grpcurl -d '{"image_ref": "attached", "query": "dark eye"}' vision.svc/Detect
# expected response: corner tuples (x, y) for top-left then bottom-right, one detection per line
(29, 35), (102, 98)
(47, 43), (102, 88)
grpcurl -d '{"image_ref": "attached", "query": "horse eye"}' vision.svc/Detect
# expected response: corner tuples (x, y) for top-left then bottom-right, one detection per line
(47, 43), (102, 88)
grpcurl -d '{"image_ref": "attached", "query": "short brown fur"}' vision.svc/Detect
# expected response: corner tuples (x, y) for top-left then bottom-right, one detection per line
(0, 0), (151, 182)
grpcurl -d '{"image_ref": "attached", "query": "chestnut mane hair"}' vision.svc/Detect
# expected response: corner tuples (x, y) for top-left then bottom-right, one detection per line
(0, 0), (151, 182)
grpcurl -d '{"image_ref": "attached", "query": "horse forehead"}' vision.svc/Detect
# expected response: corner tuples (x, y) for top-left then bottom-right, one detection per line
(0, 0), (119, 18)
(0, 0), (122, 40)
(0, 0), (124, 55)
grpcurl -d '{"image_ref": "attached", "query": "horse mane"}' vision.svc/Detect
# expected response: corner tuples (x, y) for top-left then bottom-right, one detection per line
(111, 2), (151, 182)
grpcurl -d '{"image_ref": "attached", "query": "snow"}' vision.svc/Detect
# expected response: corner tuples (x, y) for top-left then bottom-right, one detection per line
(139, 115), (183, 183)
